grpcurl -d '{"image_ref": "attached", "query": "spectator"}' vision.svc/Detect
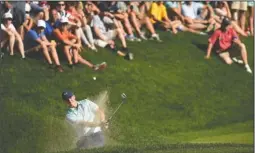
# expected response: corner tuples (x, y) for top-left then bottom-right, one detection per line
(181, 1), (218, 33)
(19, 2), (34, 40)
(247, 2), (254, 36)
(0, 12), (25, 59)
(24, 20), (63, 72)
(205, 17), (252, 74)
(231, 2), (247, 31)
(165, 1), (184, 22)
(53, 17), (107, 70)
(127, 2), (162, 41)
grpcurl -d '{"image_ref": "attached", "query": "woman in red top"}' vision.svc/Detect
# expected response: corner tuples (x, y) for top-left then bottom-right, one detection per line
(205, 17), (252, 74)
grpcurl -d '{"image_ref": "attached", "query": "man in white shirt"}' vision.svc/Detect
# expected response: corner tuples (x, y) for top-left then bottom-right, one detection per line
(62, 91), (108, 149)
(181, 1), (216, 32)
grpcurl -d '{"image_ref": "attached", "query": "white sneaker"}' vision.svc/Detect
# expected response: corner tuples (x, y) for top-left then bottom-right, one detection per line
(91, 46), (98, 52)
(245, 65), (252, 74)
(140, 33), (147, 40)
(232, 57), (244, 64)
(151, 34), (162, 42)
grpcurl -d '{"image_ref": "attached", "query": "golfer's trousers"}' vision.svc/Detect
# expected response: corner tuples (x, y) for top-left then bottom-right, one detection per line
(76, 131), (105, 149)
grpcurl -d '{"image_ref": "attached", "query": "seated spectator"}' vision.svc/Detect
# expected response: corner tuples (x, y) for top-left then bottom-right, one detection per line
(0, 12), (25, 59)
(66, 2), (97, 51)
(19, 2), (34, 40)
(53, 17), (107, 70)
(127, 2), (162, 41)
(205, 18), (252, 74)
(149, 2), (204, 35)
(181, 1), (218, 33)
(165, 1), (184, 22)
(24, 20), (63, 72)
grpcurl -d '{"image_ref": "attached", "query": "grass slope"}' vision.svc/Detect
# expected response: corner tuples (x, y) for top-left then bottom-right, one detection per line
(0, 32), (253, 153)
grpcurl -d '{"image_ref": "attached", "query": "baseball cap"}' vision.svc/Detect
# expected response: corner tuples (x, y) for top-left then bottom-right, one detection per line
(3, 12), (13, 19)
(60, 17), (69, 24)
(37, 20), (46, 28)
(62, 91), (74, 101)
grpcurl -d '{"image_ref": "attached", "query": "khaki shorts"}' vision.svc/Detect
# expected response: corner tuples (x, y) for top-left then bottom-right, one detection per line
(103, 30), (117, 41)
(219, 51), (230, 59)
(231, 2), (247, 11)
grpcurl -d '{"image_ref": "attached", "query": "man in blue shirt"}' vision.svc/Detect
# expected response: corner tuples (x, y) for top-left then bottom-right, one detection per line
(62, 91), (108, 149)
(24, 20), (63, 72)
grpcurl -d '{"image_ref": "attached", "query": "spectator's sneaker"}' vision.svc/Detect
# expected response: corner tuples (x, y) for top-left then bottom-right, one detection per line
(124, 52), (134, 60)
(90, 45), (98, 52)
(0, 52), (4, 59)
(245, 65), (252, 74)
(48, 63), (55, 69)
(56, 65), (64, 72)
(68, 64), (74, 69)
(93, 62), (107, 71)
(232, 57), (244, 64)
(199, 32), (207, 35)
(126, 35), (134, 41)
(140, 34), (148, 40)
(150, 34), (162, 42)
(133, 36), (141, 42)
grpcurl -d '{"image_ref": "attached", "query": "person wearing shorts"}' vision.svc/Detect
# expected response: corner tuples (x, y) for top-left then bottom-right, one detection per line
(231, 2), (247, 31)
(205, 17), (252, 74)
(53, 17), (107, 70)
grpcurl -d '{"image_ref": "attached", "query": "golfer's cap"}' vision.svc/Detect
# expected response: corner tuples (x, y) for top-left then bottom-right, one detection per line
(37, 20), (46, 28)
(222, 17), (231, 27)
(62, 91), (73, 101)
(3, 12), (13, 19)
(60, 17), (69, 24)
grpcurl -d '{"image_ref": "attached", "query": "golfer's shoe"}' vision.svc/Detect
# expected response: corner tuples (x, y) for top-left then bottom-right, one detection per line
(232, 57), (244, 64)
(94, 62), (107, 71)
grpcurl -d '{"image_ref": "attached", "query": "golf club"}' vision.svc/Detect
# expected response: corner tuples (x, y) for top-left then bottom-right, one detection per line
(107, 93), (127, 122)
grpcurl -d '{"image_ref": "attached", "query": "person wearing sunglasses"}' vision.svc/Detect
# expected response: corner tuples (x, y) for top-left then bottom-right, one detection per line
(23, 19), (64, 72)
(0, 12), (25, 59)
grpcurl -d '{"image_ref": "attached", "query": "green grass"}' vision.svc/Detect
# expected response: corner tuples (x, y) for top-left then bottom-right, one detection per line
(0, 31), (253, 153)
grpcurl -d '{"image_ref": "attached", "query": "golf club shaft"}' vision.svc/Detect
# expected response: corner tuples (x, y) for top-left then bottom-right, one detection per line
(108, 99), (125, 121)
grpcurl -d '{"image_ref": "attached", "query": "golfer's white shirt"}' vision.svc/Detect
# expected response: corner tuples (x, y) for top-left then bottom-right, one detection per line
(66, 99), (101, 137)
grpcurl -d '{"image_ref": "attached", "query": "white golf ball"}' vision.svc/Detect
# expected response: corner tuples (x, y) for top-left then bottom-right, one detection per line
(93, 77), (96, 80)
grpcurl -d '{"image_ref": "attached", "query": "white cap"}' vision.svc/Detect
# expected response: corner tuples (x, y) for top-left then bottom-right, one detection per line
(25, 3), (31, 12)
(3, 12), (13, 19)
(37, 20), (46, 28)
(60, 16), (69, 23)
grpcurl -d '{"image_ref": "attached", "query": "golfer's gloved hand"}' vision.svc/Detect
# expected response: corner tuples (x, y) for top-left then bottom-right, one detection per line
(100, 121), (109, 129)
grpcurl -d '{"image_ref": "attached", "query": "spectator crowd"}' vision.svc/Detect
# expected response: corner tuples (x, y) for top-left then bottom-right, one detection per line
(0, 1), (253, 73)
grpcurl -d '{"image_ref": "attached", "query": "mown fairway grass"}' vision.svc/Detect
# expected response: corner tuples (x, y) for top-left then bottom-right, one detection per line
(0, 31), (253, 153)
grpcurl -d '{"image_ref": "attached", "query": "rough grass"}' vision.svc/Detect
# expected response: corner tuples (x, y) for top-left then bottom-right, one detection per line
(0, 31), (253, 153)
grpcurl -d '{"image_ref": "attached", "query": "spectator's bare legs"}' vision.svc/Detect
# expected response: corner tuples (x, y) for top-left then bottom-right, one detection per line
(77, 54), (94, 68)
(129, 12), (142, 36)
(8, 33), (15, 56)
(15, 33), (25, 58)
(239, 10), (246, 31)
(116, 28), (127, 48)
(248, 6), (254, 35)
(63, 45), (73, 65)
(231, 21), (248, 37)
(142, 16), (157, 35)
(115, 13), (134, 36)
(234, 40), (249, 66)
(41, 44), (53, 64)
(49, 43), (61, 65)
(83, 25), (96, 48)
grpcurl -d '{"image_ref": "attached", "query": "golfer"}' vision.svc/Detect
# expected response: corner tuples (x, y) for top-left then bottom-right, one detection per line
(62, 91), (107, 149)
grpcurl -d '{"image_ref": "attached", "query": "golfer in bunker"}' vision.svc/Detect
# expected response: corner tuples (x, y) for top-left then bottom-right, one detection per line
(62, 91), (108, 149)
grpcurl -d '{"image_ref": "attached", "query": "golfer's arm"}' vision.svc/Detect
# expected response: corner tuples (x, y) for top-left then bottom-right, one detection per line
(206, 43), (213, 57)
(97, 107), (106, 122)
